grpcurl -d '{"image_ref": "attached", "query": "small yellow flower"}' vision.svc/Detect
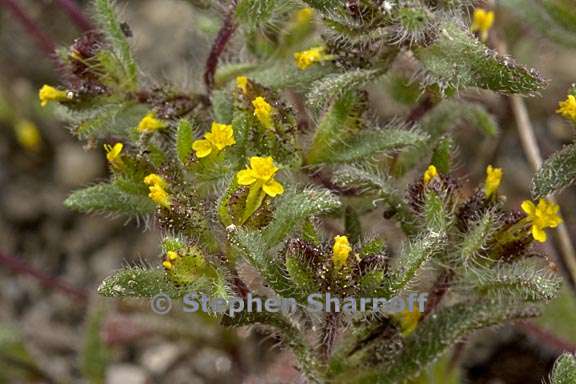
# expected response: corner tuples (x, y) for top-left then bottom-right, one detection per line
(236, 76), (249, 95)
(295, 7), (314, 24)
(236, 156), (284, 197)
(294, 46), (326, 70)
(14, 120), (41, 153)
(162, 260), (173, 269)
(332, 235), (352, 270)
(521, 199), (563, 242)
(423, 165), (438, 185)
(137, 112), (166, 133)
(103, 142), (124, 169)
(38, 85), (71, 107)
(252, 97), (274, 130)
(484, 165), (502, 198)
(471, 8), (494, 42)
(148, 183), (171, 208)
(144, 173), (167, 188)
(144, 173), (171, 208)
(557, 95), (576, 121)
(396, 307), (421, 336)
(192, 122), (236, 158)
(167, 251), (179, 261)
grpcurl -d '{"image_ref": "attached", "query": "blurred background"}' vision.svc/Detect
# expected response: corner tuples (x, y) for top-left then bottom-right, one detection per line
(0, 1), (575, 383)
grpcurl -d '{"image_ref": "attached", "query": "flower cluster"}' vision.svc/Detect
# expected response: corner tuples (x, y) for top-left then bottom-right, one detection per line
(144, 173), (171, 208)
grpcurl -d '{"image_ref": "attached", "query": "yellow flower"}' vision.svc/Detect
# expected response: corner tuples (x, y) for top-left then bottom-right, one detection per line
(38, 85), (71, 107)
(521, 199), (563, 242)
(162, 260), (173, 269)
(137, 112), (166, 133)
(295, 7), (314, 24)
(252, 96), (274, 130)
(167, 251), (179, 261)
(144, 173), (167, 188)
(148, 183), (171, 208)
(14, 120), (41, 152)
(471, 8), (494, 42)
(294, 46), (326, 70)
(484, 165), (502, 198)
(423, 165), (438, 185)
(236, 76), (249, 95)
(557, 95), (576, 121)
(236, 156), (284, 197)
(396, 307), (421, 336)
(332, 235), (352, 270)
(192, 122), (236, 158)
(103, 142), (124, 169)
(144, 173), (171, 208)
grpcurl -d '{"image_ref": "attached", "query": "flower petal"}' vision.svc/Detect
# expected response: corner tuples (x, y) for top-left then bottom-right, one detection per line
(262, 178), (284, 197)
(192, 139), (213, 158)
(521, 200), (536, 216)
(237, 169), (256, 185)
(531, 225), (547, 243)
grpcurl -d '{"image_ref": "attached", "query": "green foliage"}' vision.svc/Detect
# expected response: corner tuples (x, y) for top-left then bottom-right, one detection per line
(415, 21), (545, 95)
(531, 143), (576, 198)
(65, 183), (155, 216)
(93, 0), (138, 90)
(550, 353), (576, 384)
(176, 119), (196, 165)
(98, 267), (183, 297)
(81, 308), (109, 384)
(0, 325), (46, 382)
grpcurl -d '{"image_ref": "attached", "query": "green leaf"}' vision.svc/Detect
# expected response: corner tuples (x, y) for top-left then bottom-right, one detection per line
(250, 62), (331, 91)
(65, 183), (155, 216)
(81, 308), (109, 384)
(0, 324), (46, 382)
(338, 300), (540, 383)
(550, 353), (576, 384)
(93, 0), (138, 90)
(531, 143), (576, 198)
(97, 267), (182, 297)
(306, 69), (385, 111)
(262, 187), (341, 247)
(175, 119), (195, 165)
(414, 21), (546, 95)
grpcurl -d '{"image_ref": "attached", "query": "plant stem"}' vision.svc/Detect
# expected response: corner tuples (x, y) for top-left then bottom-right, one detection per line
(0, 250), (88, 303)
(54, 0), (94, 32)
(0, 0), (57, 57)
(203, 0), (238, 94)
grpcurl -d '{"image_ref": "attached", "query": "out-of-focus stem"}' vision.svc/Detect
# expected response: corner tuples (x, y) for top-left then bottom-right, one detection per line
(54, 0), (94, 32)
(0, 0), (56, 56)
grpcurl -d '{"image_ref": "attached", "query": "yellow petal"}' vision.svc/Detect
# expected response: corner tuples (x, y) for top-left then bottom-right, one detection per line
(192, 139), (213, 158)
(249, 156), (278, 180)
(236, 76), (249, 94)
(262, 178), (284, 197)
(531, 225), (547, 243)
(144, 173), (166, 188)
(38, 85), (70, 107)
(521, 200), (536, 216)
(423, 165), (438, 184)
(237, 169), (256, 185)
(137, 112), (166, 133)
(332, 235), (351, 270)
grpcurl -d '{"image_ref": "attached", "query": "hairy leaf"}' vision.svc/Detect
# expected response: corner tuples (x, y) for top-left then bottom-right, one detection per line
(64, 183), (155, 216)
(532, 143), (576, 198)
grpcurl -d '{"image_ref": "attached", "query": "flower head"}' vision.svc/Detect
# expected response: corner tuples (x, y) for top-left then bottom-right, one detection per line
(471, 8), (494, 42)
(236, 76), (249, 95)
(38, 85), (71, 107)
(236, 156), (284, 197)
(252, 96), (275, 130)
(423, 165), (438, 185)
(332, 235), (351, 270)
(295, 7), (314, 24)
(192, 122), (236, 158)
(137, 112), (166, 133)
(144, 173), (171, 208)
(484, 165), (502, 198)
(104, 142), (124, 169)
(557, 95), (576, 121)
(521, 199), (563, 242)
(162, 250), (179, 270)
(15, 120), (41, 153)
(294, 46), (326, 70)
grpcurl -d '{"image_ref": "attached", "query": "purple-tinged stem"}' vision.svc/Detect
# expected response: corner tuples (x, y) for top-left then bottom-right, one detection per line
(0, 250), (88, 303)
(54, 0), (94, 32)
(203, 0), (238, 94)
(0, 0), (57, 57)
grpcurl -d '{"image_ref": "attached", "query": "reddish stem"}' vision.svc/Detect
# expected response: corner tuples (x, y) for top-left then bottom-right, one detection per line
(0, 251), (88, 303)
(0, 0), (57, 57)
(54, 0), (94, 32)
(517, 320), (576, 353)
(203, 0), (238, 93)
